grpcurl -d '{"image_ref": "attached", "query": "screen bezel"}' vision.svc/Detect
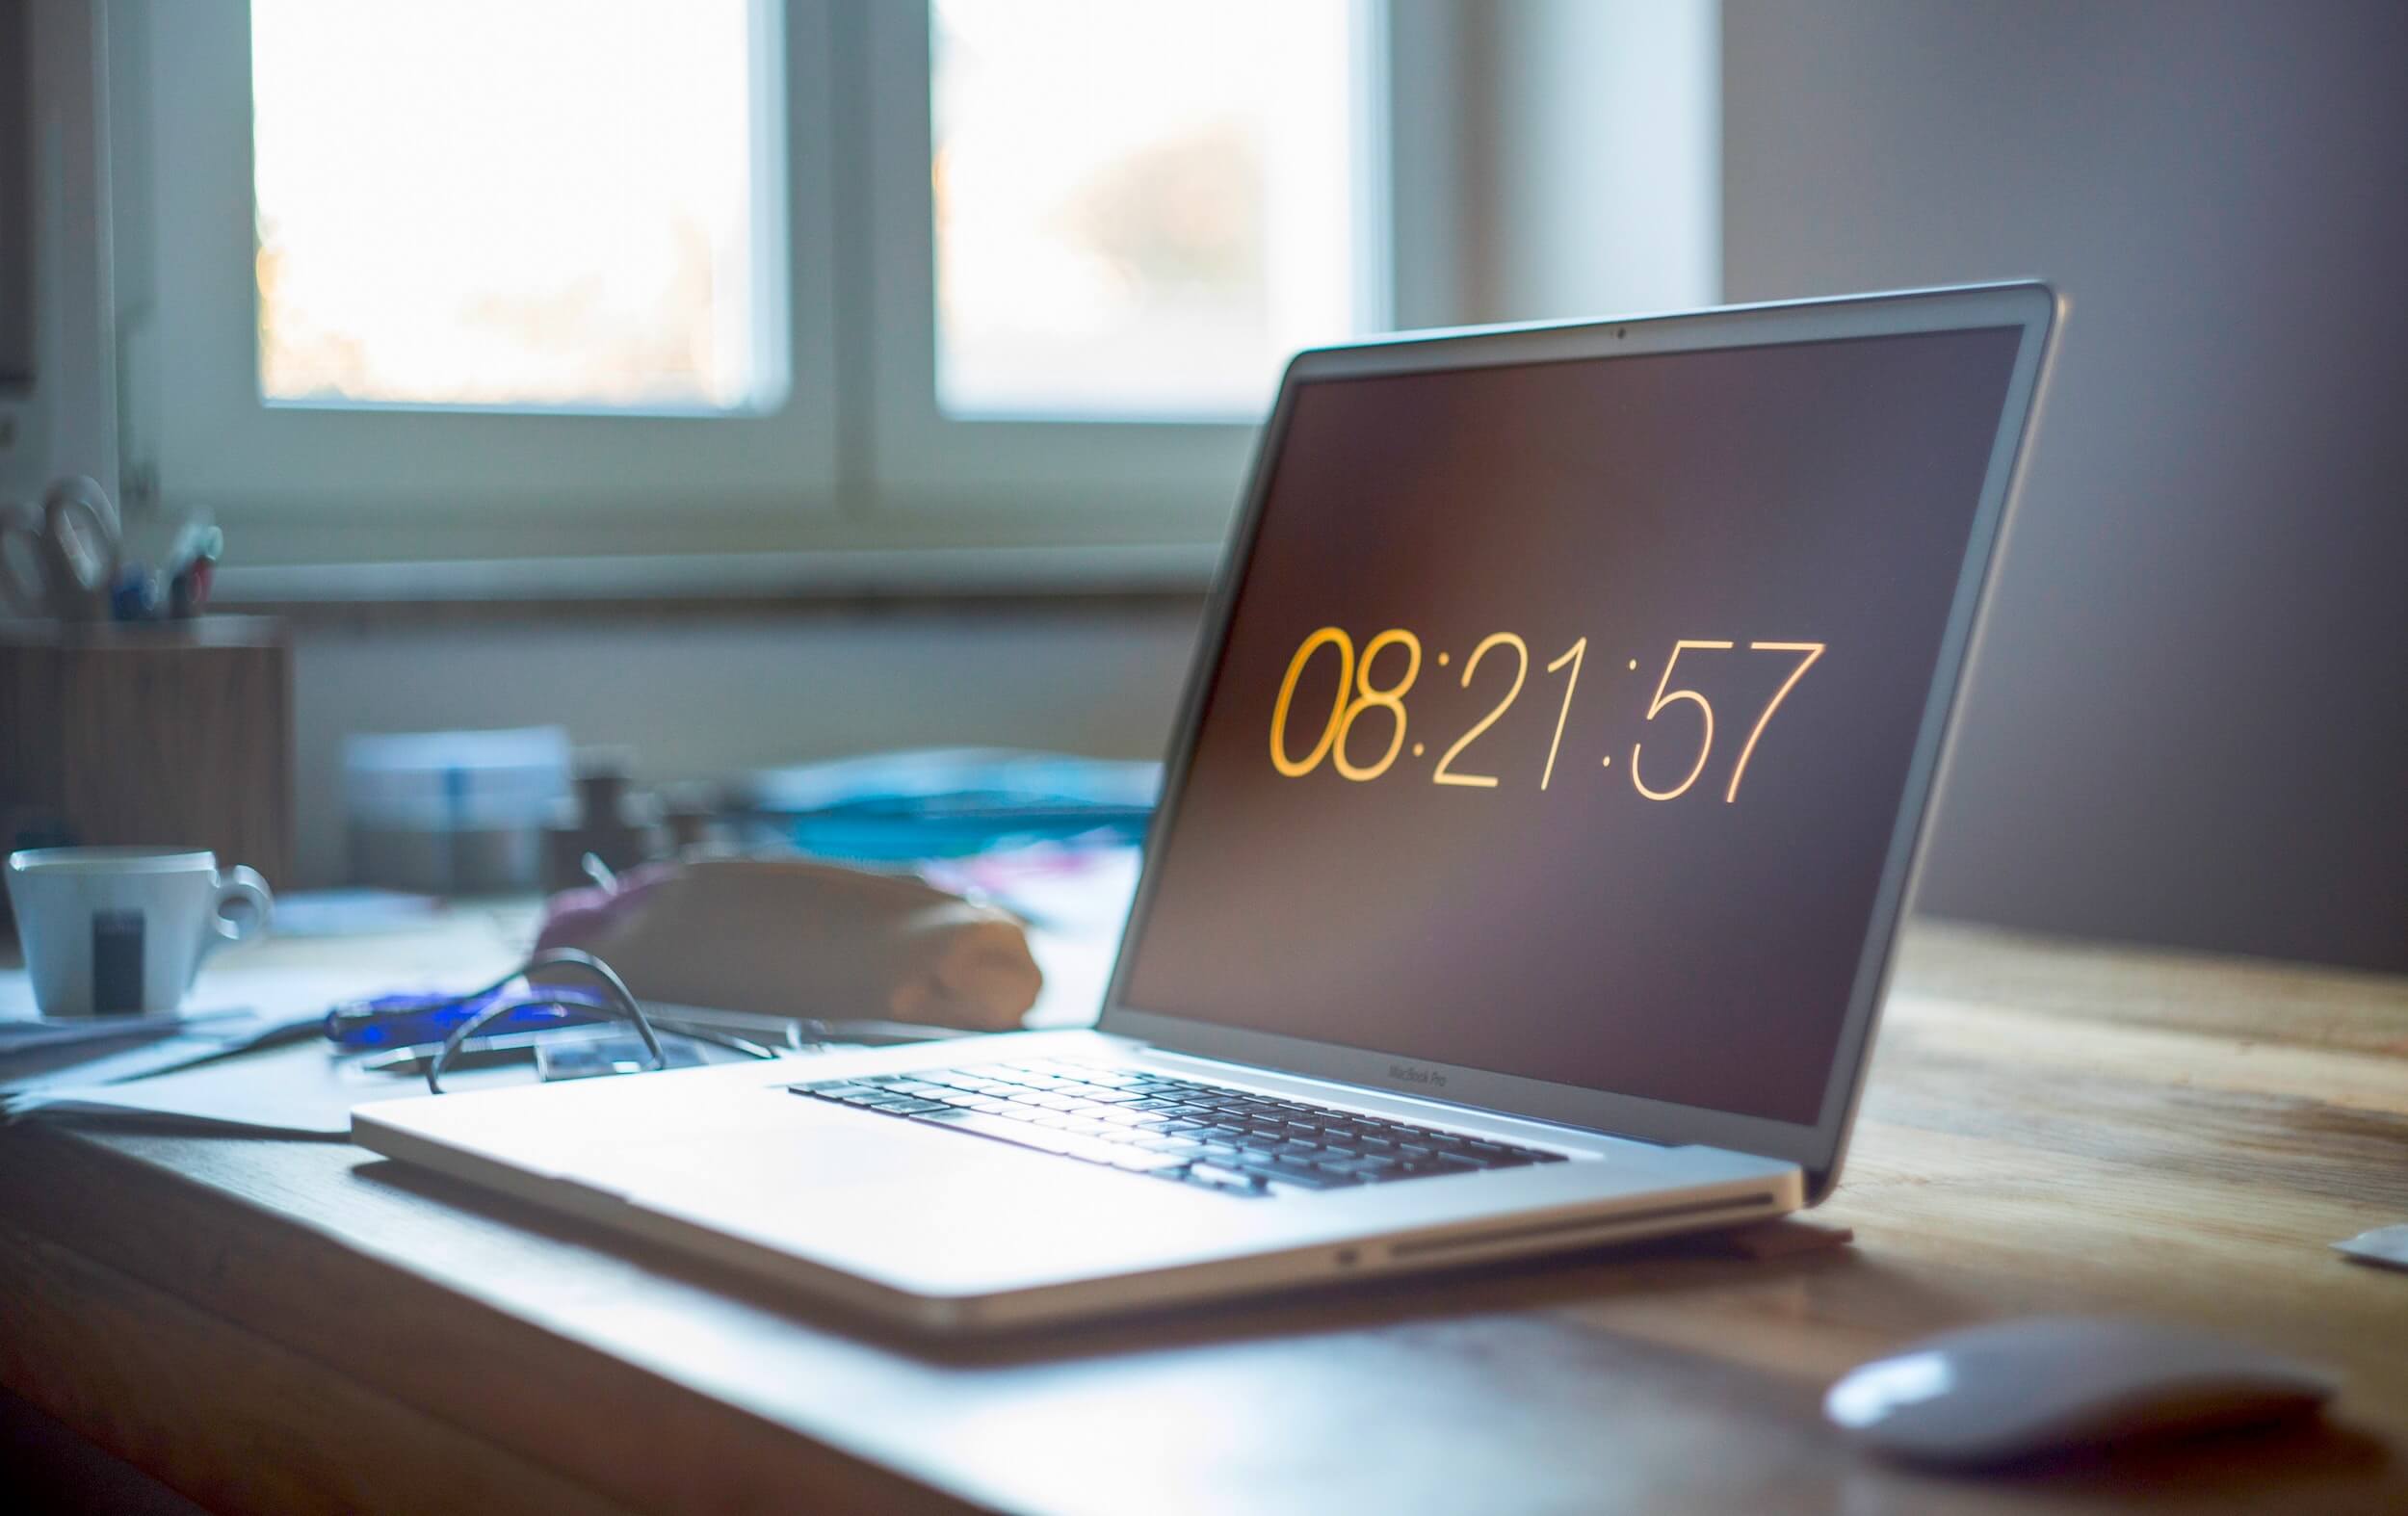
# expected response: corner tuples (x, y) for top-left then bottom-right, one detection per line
(1099, 281), (2060, 1198)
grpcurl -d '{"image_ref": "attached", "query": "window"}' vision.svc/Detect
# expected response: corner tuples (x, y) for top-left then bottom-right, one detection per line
(249, 0), (778, 414)
(125, 0), (1385, 565)
(857, 1), (1385, 520)
(126, 0), (837, 551)
(107, 2), (1714, 585)
(930, 0), (1370, 420)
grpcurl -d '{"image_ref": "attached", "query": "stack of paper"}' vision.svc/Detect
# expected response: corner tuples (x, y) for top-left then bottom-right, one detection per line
(0, 1006), (251, 1057)
(0, 1006), (324, 1102)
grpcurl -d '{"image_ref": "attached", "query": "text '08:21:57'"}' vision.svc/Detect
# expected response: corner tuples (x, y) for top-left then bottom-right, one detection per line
(1267, 629), (1826, 803)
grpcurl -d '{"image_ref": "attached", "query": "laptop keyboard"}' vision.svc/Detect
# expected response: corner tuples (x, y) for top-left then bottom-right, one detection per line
(788, 1059), (1567, 1197)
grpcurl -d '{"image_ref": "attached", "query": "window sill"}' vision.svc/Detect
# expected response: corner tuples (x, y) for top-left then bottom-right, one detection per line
(210, 541), (1222, 624)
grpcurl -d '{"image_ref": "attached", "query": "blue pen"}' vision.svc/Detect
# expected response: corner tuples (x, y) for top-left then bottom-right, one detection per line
(323, 986), (612, 1050)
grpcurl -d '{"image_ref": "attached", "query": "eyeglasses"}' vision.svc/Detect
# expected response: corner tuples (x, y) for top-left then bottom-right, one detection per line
(396, 950), (666, 1094)
(326, 949), (967, 1092)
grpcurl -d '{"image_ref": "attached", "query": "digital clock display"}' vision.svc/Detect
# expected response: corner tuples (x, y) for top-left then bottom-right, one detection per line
(1118, 327), (2026, 1126)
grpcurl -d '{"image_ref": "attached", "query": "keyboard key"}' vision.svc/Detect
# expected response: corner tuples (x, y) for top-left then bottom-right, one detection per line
(1245, 1161), (1346, 1190)
(1108, 1150), (1190, 1172)
(915, 1110), (1054, 1145)
(1184, 1162), (1268, 1192)
(1071, 1136), (1150, 1164)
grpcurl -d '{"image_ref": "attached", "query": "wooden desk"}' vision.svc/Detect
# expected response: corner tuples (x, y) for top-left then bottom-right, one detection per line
(0, 921), (2402, 1513)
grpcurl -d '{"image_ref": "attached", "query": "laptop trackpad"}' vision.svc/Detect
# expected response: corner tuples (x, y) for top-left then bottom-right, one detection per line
(570, 1095), (1276, 1296)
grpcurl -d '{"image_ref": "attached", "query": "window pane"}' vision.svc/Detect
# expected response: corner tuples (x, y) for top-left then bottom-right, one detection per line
(249, 0), (775, 412)
(931, 0), (1367, 421)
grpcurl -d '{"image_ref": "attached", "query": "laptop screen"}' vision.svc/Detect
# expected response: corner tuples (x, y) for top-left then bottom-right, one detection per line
(1114, 326), (2028, 1129)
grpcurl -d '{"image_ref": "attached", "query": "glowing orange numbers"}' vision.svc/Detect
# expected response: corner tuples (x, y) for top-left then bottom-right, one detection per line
(1331, 630), (1423, 781)
(1721, 641), (1824, 802)
(1270, 626), (1826, 802)
(1629, 640), (1733, 800)
(1269, 626), (1354, 777)
(1430, 633), (1527, 788)
(1270, 627), (1426, 782)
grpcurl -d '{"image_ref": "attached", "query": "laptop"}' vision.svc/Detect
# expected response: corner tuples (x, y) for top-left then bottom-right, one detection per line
(354, 282), (2058, 1332)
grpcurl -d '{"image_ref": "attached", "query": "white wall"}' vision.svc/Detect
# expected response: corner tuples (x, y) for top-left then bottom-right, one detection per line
(1478, 0), (1719, 321)
(1724, 0), (2408, 972)
(262, 2), (1729, 889)
(0, 0), (116, 503)
(133, 1), (2408, 973)
(286, 604), (1204, 886)
(1402, 0), (1719, 326)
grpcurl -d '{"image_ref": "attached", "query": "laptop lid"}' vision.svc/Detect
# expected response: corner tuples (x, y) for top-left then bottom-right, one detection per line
(1100, 283), (2058, 1196)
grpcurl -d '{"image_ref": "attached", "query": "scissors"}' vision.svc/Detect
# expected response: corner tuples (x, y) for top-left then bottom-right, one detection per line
(0, 476), (122, 622)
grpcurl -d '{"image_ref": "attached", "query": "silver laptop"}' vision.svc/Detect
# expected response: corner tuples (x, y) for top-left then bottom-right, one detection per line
(354, 282), (2058, 1332)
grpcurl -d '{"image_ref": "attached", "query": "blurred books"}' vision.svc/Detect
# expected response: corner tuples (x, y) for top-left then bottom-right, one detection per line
(737, 747), (1158, 861)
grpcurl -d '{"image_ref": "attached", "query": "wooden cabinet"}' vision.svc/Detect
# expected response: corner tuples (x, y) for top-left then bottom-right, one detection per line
(0, 616), (292, 925)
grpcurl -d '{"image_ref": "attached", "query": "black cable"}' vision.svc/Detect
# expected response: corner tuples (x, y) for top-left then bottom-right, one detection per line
(427, 950), (665, 1094)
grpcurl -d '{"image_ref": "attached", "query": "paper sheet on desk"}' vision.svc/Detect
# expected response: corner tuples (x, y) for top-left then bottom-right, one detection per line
(7, 1041), (547, 1137)
(0, 1006), (253, 1054)
(0, 957), (434, 1100)
(0, 1009), (321, 1099)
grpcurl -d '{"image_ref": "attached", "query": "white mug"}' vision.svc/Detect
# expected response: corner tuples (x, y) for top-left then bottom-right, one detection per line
(5, 848), (274, 1017)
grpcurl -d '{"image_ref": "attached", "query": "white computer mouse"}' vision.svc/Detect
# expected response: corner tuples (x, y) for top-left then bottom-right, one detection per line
(1824, 1316), (2339, 1468)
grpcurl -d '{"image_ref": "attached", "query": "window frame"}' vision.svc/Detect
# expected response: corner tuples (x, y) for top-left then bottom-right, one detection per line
(122, 0), (844, 561)
(101, 0), (1716, 589)
(856, 0), (1395, 521)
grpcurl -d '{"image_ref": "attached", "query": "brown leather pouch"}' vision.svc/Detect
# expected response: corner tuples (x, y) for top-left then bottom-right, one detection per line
(535, 856), (1041, 1032)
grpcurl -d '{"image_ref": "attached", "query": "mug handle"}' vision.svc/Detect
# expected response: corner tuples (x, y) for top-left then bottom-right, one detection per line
(206, 866), (275, 957)
(41, 477), (122, 617)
